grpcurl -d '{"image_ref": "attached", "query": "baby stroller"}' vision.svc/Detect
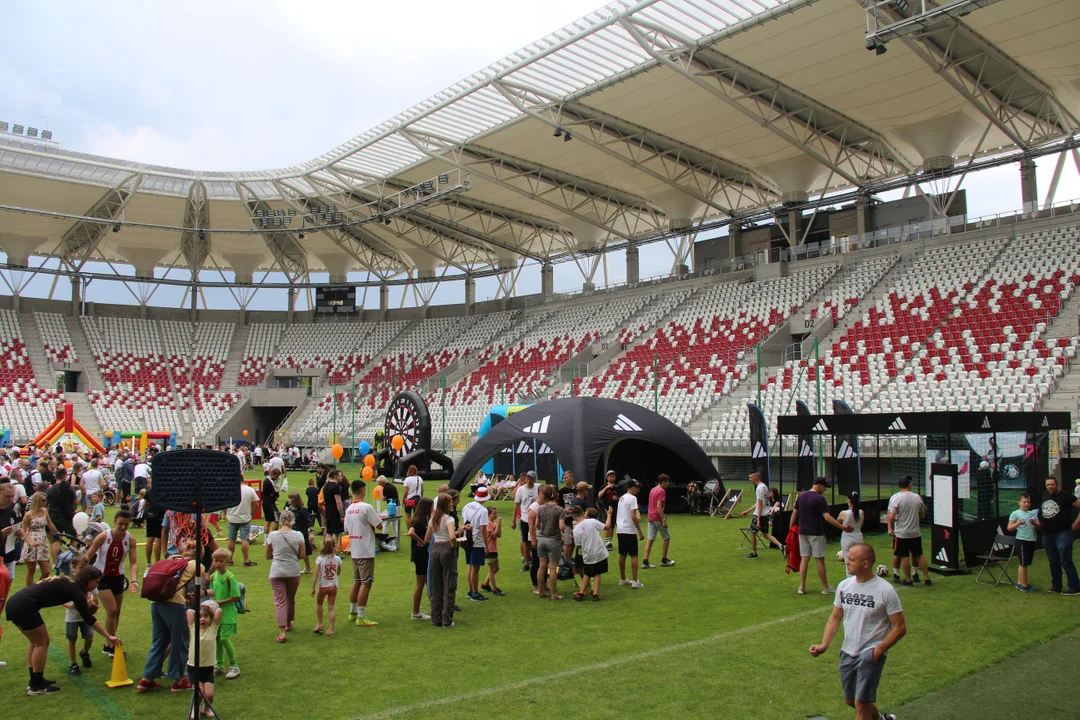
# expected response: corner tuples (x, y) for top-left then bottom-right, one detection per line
(54, 521), (108, 575)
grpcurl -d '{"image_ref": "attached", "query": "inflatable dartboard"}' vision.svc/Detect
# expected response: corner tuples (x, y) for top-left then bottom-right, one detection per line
(385, 390), (432, 460)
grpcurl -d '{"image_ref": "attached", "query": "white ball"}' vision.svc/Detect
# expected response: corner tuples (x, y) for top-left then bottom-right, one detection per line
(979, 460), (990, 470)
(836, 550), (845, 561)
(875, 564), (889, 577)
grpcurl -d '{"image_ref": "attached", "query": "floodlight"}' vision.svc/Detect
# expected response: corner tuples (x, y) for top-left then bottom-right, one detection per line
(563, 132), (572, 142)
(112, 223), (121, 233)
(41, 130), (52, 141)
(376, 214), (384, 223)
(384, 217), (392, 225)
(298, 231), (305, 240)
(553, 128), (563, 138)
(198, 230), (206, 241)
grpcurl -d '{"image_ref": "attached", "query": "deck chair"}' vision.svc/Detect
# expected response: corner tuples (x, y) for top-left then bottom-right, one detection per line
(975, 535), (1017, 587)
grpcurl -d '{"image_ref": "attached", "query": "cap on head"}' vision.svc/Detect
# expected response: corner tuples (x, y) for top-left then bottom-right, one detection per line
(525, 470), (537, 479)
(812, 477), (829, 488)
(897, 476), (912, 488)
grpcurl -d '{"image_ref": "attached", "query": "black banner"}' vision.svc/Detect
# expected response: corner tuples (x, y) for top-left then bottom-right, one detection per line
(832, 399), (861, 497)
(748, 403), (770, 486)
(778, 411), (1070, 436)
(960, 515), (1012, 569)
(1024, 431), (1049, 502)
(929, 462), (961, 572)
(795, 400), (815, 491)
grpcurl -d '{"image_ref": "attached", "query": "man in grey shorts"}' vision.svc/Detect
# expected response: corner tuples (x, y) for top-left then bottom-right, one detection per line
(791, 478), (851, 595)
(810, 544), (906, 720)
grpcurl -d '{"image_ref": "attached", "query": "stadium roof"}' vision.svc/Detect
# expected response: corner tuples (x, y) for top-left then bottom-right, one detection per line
(1, 0), (1078, 285)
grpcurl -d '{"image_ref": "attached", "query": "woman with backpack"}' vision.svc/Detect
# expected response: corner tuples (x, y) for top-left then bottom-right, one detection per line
(265, 509), (306, 643)
(5, 565), (120, 695)
(136, 541), (200, 694)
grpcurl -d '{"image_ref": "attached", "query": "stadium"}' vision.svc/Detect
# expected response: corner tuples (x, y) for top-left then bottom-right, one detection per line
(1, 0), (1079, 718)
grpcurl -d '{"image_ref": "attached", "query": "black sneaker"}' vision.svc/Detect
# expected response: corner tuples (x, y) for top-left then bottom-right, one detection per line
(480, 583), (492, 592)
(492, 589), (506, 596)
(69, 663), (82, 676)
(743, 553), (758, 559)
(660, 558), (676, 567)
(453, 605), (462, 612)
(892, 574), (901, 585)
(80, 649), (92, 669)
(641, 560), (656, 569)
(901, 580), (914, 588)
(1063, 587), (1080, 596)
(604, 541), (613, 551)
(913, 573), (920, 583)
(1048, 587), (1062, 593)
(520, 565), (530, 572)
(27, 685), (61, 696)
(924, 578), (933, 587)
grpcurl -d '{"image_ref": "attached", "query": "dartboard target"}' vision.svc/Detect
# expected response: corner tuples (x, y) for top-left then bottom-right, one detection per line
(384, 390), (432, 459)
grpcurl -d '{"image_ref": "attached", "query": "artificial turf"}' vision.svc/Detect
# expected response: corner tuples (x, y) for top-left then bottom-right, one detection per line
(1, 470), (1076, 719)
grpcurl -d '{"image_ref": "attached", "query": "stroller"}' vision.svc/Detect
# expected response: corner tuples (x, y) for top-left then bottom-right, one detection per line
(53, 521), (108, 575)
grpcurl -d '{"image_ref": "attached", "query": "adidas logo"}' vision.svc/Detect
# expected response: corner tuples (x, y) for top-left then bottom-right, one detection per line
(524, 415), (551, 434)
(992, 527), (1008, 552)
(799, 441), (814, 458)
(537, 443), (553, 454)
(935, 547), (949, 564)
(981, 416), (991, 430)
(812, 419), (828, 432)
(888, 416), (907, 431)
(1041, 416), (1049, 428)
(836, 441), (857, 460)
(613, 414), (643, 432)
(516, 441), (533, 453)
(752, 442), (768, 459)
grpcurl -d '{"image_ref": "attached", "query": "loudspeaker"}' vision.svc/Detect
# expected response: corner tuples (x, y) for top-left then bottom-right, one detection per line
(150, 449), (242, 513)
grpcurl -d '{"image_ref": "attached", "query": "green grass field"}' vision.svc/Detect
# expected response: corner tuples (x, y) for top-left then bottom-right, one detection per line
(2, 470), (1077, 719)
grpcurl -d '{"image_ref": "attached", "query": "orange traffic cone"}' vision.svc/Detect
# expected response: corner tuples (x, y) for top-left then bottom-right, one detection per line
(105, 640), (134, 688)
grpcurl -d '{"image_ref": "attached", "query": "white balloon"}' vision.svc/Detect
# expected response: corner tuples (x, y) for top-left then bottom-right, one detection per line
(72, 512), (89, 535)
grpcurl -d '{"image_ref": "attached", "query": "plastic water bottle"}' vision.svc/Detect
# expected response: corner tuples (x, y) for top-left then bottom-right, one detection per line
(387, 499), (398, 517)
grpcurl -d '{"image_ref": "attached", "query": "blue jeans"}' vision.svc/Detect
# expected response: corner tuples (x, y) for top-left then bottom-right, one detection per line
(142, 602), (189, 681)
(1042, 529), (1080, 591)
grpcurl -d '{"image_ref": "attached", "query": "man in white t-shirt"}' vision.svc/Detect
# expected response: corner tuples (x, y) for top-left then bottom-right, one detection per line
(343, 479), (382, 627)
(226, 482), (260, 566)
(810, 543), (906, 720)
(81, 465), (103, 507)
(460, 487), (491, 601)
(739, 472), (781, 558)
(133, 459), (151, 500)
(615, 480), (645, 589)
(886, 476), (930, 587)
(513, 471), (539, 572)
(269, 454), (285, 474)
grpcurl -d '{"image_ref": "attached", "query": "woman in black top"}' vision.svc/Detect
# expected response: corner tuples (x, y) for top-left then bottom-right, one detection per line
(6, 566), (119, 695)
(407, 497), (434, 620)
(322, 471), (345, 543)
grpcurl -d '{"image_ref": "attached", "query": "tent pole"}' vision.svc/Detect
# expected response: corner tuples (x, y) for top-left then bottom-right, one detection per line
(441, 373), (446, 454)
(815, 337), (823, 476)
(653, 353), (658, 414)
(756, 343), (762, 409)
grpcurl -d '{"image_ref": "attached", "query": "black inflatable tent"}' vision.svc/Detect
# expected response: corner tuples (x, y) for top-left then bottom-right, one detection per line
(449, 397), (721, 512)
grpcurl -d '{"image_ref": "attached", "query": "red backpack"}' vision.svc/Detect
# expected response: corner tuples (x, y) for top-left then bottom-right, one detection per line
(141, 558), (190, 602)
(784, 525), (801, 574)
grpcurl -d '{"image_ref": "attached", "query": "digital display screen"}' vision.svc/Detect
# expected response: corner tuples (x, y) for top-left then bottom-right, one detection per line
(315, 287), (355, 313)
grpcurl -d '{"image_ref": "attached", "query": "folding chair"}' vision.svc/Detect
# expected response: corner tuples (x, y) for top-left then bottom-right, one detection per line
(975, 535), (1017, 587)
(737, 526), (759, 549)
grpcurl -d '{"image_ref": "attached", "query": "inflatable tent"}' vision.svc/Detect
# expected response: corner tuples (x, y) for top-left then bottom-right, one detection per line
(478, 404), (563, 480)
(450, 397), (721, 512)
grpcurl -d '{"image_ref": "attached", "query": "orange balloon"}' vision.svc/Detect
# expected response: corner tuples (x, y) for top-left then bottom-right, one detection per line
(372, 485), (384, 500)
(65, 460), (72, 469)
(242, 430), (249, 437)
(364, 454), (375, 468)
(339, 535), (350, 552)
(391, 434), (404, 451)
(331, 444), (344, 460)
(361, 466), (374, 480)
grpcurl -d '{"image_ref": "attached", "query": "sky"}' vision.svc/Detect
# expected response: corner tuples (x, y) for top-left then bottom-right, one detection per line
(2, 0), (1079, 311)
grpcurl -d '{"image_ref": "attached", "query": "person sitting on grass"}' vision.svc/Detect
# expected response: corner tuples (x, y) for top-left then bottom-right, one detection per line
(62, 554), (97, 676)
(572, 507), (608, 601)
(207, 548), (242, 680)
(187, 600), (222, 719)
(312, 537), (341, 636)
(1008, 493), (1041, 593)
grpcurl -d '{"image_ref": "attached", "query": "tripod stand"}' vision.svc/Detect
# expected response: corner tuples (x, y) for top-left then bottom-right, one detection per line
(150, 449), (241, 720)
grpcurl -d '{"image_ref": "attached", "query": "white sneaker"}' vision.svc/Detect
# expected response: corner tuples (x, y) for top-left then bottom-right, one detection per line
(630, 580), (644, 589)
(797, 586), (806, 595)
(225, 667), (240, 680)
(618, 579), (631, 586)
(411, 612), (431, 621)
(822, 586), (836, 595)
(0, 661), (6, 668)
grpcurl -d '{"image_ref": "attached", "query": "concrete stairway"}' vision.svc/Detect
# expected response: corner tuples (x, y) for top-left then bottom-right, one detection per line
(219, 323), (248, 392)
(1045, 290), (1080, 339)
(19, 313), (54, 388)
(65, 316), (105, 392)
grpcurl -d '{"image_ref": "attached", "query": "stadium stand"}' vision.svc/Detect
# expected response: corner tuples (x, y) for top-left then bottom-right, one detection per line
(35, 311), (78, 365)
(0, 309), (64, 440)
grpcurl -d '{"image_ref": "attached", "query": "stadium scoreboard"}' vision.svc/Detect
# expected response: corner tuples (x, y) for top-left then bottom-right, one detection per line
(315, 286), (356, 313)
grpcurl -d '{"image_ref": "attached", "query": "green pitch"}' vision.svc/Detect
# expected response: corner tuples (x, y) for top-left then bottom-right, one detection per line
(1, 470), (1075, 719)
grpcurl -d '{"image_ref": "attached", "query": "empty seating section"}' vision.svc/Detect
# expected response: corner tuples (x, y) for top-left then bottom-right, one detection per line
(238, 323), (283, 385)
(806, 255), (899, 326)
(272, 320), (408, 385)
(81, 316), (181, 432)
(583, 266), (836, 427)
(0, 309), (63, 439)
(35, 312), (78, 364)
(614, 290), (693, 348)
(160, 321), (238, 436)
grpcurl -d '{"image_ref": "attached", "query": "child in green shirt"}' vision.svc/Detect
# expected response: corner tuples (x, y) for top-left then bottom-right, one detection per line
(209, 548), (242, 678)
(1007, 493), (1041, 592)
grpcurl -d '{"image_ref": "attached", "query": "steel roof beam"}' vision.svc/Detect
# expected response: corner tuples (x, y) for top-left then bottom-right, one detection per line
(886, 6), (1079, 149)
(399, 128), (666, 242)
(236, 183), (308, 282)
(620, 16), (914, 187)
(180, 181), (210, 276)
(60, 172), (143, 271)
(494, 79), (780, 214)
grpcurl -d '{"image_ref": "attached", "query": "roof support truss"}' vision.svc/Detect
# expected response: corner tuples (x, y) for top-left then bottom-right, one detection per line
(399, 128), (666, 243)
(61, 172), (143, 270)
(619, 16), (914, 187)
(180, 181), (210, 277)
(236, 183), (308, 282)
(892, 10), (1079, 149)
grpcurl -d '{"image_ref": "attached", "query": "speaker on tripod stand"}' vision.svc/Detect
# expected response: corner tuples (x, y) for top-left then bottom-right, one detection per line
(152, 449), (242, 719)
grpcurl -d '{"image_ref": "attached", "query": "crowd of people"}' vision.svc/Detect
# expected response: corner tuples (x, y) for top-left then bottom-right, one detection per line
(3, 438), (1079, 718)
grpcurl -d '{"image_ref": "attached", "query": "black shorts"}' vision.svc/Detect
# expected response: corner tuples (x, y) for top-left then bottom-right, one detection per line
(4, 598), (44, 631)
(50, 515), (76, 540)
(263, 503), (278, 524)
(584, 558), (608, 577)
(188, 666), (215, 685)
(519, 522), (530, 543)
(413, 558), (429, 577)
(893, 536), (923, 559)
(617, 533), (638, 557)
(145, 517), (162, 540)
(325, 517), (344, 536)
(753, 514), (770, 534)
(1017, 539), (1038, 567)
(98, 575), (128, 595)
(574, 552), (584, 571)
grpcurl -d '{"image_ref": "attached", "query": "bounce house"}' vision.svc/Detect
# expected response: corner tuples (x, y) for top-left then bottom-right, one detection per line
(33, 403), (106, 454)
(104, 429), (177, 455)
(1, 429), (11, 447)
